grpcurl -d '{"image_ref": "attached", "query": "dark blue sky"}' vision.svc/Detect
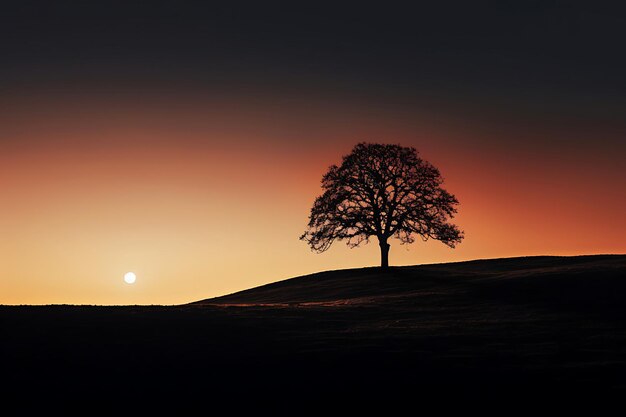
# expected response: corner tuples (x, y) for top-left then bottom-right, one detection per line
(1, 1), (625, 130)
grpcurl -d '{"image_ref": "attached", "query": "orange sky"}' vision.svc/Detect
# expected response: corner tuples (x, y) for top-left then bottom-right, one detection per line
(1, 90), (624, 305)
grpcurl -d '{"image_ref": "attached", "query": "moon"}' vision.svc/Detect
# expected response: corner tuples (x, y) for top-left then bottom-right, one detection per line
(124, 272), (136, 284)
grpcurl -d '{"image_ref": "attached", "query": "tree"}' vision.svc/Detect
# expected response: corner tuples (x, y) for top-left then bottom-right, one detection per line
(300, 143), (463, 267)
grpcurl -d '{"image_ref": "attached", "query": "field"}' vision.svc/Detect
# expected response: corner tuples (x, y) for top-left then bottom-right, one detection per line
(2, 255), (625, 414)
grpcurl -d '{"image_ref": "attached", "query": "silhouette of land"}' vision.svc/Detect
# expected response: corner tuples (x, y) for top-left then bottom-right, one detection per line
(3, 255), (626, 414)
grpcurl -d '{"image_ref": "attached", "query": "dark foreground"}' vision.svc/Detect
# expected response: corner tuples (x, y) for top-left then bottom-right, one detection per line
(2, 255), (626, 414)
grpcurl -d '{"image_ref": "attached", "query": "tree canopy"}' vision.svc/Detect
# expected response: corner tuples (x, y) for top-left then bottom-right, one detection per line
(300, 143), (463, 267)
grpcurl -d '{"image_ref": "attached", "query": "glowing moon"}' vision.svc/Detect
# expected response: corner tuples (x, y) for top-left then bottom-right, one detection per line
(124, 272), (136, 284)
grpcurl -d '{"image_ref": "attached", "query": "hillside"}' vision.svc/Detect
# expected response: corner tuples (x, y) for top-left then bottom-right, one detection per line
(2, 254), (626, 414)
(195, 255), (626, 311)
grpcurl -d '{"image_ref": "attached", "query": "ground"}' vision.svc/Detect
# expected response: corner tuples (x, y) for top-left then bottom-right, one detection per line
(2, 255), (625, 414)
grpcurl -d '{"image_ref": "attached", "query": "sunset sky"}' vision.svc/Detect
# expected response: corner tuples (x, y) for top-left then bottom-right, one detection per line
(1, 2), (625, 305)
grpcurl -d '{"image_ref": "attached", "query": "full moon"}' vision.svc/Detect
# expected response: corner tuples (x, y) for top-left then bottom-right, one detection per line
(124, 272), (136, 284)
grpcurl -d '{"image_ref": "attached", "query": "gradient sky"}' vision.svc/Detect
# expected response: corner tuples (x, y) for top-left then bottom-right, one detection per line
(1, 2), (625, 305)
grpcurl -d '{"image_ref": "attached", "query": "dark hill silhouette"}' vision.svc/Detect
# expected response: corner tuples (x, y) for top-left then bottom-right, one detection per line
(2, 254), (626, 414)
(194, 255), (626, 312)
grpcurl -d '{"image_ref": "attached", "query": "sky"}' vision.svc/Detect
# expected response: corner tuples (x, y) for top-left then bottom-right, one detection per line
(1, 1), (625, 305)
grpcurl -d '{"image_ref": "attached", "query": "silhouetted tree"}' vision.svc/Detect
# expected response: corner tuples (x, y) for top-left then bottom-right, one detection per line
(301, 143), (463, 267)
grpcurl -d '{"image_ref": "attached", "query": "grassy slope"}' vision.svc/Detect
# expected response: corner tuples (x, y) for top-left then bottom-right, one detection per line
(197, 255), (626, 309)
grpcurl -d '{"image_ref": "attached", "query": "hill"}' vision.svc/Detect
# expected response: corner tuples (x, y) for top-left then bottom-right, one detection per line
(2, 255), (626, 414)
(195, 255), (626, 311)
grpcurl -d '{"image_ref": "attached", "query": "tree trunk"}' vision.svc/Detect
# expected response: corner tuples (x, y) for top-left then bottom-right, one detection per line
(379, 239), (390, 268)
